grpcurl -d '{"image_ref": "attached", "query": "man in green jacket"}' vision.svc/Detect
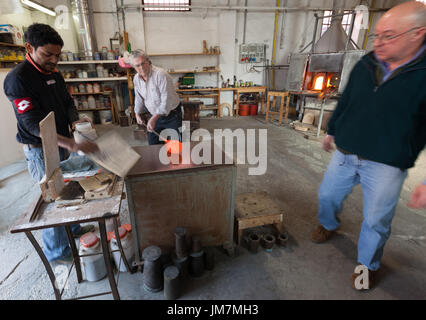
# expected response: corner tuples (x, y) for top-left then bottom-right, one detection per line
(311, 1), (426, 289)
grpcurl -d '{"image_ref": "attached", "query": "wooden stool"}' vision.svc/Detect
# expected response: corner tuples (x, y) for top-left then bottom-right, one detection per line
(234, 192), (284, 245)
(265, 91), (290, 125)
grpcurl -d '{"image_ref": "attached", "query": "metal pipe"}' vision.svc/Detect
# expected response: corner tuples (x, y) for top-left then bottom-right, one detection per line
(271, 0), (280, 89)
(345, 10), (356, 50)
(243, 0), (248, 44)
(311, 13), (319, 53)
(72, 0), (97, 60)
(116, 5), (389, 12)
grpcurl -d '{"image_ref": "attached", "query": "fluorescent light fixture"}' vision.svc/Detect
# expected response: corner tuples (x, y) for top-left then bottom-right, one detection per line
(21, 0), (56, 16)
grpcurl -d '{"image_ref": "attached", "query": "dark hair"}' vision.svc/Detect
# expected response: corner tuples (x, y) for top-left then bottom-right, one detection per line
(24, 23), (64, 50)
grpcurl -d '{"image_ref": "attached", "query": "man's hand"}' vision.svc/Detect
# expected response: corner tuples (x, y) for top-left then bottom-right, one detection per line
(147, 114), (161, 132)
(136, 114), (144, 126)
(72, 140), (99, 154)
(322, 135), (335, 152)
(407, 184), (426, 209)
(72, 118), (94, 130)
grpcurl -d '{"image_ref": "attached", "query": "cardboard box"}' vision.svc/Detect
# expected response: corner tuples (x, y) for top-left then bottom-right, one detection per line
(0, 24), (24, 45)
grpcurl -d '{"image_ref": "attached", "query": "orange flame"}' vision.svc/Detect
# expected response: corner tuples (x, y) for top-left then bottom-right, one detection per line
(313, 75), (324, 90)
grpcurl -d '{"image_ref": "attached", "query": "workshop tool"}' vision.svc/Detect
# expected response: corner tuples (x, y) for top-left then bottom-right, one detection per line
(140, 122), (182, 155)
(142, 246), (163, 293)
(174, 227), (188, 260)
(163, 265), (181, 300)
(172, 252), (189, 280)
(189, 250), (204, 278)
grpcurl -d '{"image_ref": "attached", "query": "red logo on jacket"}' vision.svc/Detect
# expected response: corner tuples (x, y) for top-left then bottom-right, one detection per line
(13, 98), (33, 114)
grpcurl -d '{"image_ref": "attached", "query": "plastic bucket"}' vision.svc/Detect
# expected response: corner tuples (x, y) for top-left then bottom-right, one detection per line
(239, 104), (250, 116)
(249, 104), (258, 115)
(99, 110), (112, 124)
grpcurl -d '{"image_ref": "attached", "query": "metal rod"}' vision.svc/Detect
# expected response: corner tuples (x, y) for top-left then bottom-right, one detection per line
(70, 291), (113, 300)
(125, 178), (142, 269)
(345, 11), (356, 50)
(113, 217), (134, 273)
(139, 122), (167, 142)
(25, 231), (61, 300)
(98, 219), (120, 300)
(64, 225), (83, 283)
(311, 13), (319, 53)
(317, 99), (325, 137)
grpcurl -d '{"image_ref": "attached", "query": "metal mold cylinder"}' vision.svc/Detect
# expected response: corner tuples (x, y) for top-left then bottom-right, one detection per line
(189, 251), (204, 277)
(142, 246), (163, 292)
(247, 232), (260, 253)
(164, 265), (181, 300)
(172, 252), (189, 280)
(191, 235), (202, 253)
(71, 0), (97, 60)
(277, 232), (288, 247)
(261, 234), (275, 250)
(174, 227), (188, 259)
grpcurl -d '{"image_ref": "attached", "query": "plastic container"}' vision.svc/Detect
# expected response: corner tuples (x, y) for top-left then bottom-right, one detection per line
(249, 104), (258, 115)
(110, 225), (134, 272)
(86, 83), (93, 94)
(96, 65), (104, 78)
(107, 50), (114, 60)
(238, 104), (250, 116)
(88, 95), (96, 109)
(103, 69), (109, 78)
(93, 83), (100, 93)
(79, 232), (107, 282)
(82, 70), (88, 78)
(101, 46), (108, 60)
(99, 110), (112, 124)
(78, 83), (86, 93)
(81, 98), (89, 109)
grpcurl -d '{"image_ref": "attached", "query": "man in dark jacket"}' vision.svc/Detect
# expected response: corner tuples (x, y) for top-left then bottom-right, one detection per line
(311, 1), (426, 289)
(4, 24), (98, 264)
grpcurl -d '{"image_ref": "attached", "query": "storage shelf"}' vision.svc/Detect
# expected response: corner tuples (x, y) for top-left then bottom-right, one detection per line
(77, 108), (112, 112)
(70, 91), (113, 96)
(149, 52), (219, 57)
(64, 77), (127, 82)
(0, 42), (25, 48)
(0, 59), (24, 63)
(58, 60), (118, 65)
(169, 69), (220, 74)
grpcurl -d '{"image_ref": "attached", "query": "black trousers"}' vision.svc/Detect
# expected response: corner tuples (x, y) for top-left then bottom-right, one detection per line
(148, 105), (182, 145)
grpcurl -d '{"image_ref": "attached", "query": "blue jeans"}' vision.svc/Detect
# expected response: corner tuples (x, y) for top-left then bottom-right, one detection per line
(23, 145), (81, 262)
(148, 107), (182, 145)
(318, 149), (407, 271)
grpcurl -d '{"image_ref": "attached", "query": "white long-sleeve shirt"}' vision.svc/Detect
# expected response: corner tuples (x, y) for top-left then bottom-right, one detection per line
(133, 65), (180, 116)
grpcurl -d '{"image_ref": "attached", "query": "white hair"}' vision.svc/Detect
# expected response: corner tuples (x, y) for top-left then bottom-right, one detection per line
(130, 49), (150, 65)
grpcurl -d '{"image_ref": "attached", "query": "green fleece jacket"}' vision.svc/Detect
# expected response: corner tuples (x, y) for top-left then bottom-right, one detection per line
(327, 50), (426, 169)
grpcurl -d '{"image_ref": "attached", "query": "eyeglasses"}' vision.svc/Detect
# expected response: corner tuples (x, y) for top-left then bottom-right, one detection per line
(369, 27), (420, 43)
(133, 61), (150, 68)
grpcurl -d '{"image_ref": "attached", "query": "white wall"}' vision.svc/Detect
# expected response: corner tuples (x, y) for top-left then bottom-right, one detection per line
(0, 70), (25, 167)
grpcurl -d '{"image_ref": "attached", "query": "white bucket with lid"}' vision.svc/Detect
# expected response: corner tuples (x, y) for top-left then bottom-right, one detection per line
(79, 232), (107, 282)
(110, 225), (134, 272)
(74, 121), (97, 155)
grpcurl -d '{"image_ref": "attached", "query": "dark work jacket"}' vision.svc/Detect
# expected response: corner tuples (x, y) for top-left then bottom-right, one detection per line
(3, 55), (78, 145)
(327, 50), (426, 169)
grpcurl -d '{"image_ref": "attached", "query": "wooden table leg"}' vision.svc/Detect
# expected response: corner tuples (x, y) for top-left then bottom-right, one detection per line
(284, 92), (290, 124)
(236, 91), (240, 117)
(25, 231), (61, 300)
(98, 219), (120, 300)
(65, 225), (83, 283)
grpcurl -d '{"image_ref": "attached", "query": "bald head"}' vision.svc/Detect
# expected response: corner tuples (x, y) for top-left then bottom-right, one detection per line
(379, 1), (426, 29)
(374, 1), (425, 67)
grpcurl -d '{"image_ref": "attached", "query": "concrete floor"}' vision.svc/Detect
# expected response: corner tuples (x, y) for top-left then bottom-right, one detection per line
(0, 116), (425, 300)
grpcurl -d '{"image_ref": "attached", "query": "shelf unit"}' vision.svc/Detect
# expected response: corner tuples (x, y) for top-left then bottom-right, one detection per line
(69, 89), (117, 123)
(58, 60), (119, 65)
(169, 69), (220, 74)
(64, 77), (128, 82)
(0, 42), (25, 69)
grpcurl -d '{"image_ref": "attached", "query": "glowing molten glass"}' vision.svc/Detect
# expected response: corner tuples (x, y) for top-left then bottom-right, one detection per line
(166, 140), (182, 155)
(313, 75), (325, 90)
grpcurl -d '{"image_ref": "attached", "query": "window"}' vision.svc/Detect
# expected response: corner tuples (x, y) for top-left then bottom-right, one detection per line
(321, 10), (354, 36)
(142, 0), (191, 11)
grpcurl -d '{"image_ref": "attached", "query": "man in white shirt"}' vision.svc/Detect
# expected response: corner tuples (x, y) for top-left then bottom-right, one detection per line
(131, 49), (182, 145)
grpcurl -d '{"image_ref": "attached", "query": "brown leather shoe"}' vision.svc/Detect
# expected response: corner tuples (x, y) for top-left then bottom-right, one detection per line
(350, 265), (379, 290)
(311, 225), (335, 243)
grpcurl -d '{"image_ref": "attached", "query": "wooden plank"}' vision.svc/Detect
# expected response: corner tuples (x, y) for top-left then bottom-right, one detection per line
(39, 112), (60, 180)
(237, 215), (283, 229)
(40, 167), (65, 202)
(235, 192), (283, 219)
